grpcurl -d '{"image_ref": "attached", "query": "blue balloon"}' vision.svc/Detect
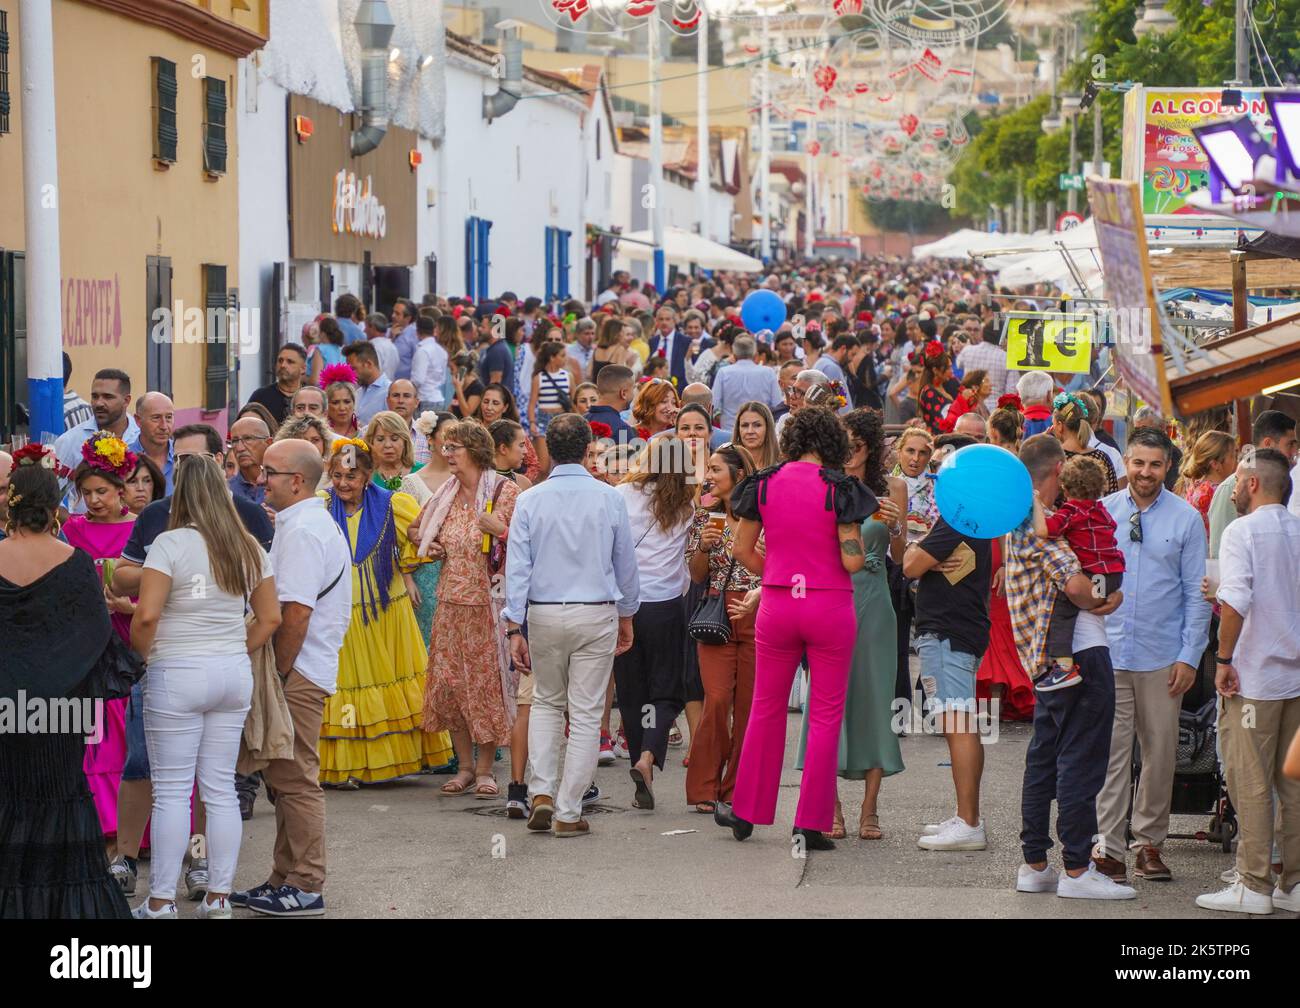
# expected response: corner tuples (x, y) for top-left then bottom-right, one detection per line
(740, 289), (787, 334)
(933, 444), (1032, 539)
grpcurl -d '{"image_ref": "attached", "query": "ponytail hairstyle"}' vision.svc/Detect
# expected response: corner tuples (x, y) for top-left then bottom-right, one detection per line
(1176, 430), (1236, 495)
(1052, 392), (1093, 448)
(918, 343), (950, 389)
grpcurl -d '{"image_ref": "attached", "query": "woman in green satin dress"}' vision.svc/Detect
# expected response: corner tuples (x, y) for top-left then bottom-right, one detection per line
(797, 409), (907, 840)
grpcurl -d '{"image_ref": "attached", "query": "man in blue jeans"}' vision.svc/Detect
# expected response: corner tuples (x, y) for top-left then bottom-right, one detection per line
(1006, 435), (1134, 899)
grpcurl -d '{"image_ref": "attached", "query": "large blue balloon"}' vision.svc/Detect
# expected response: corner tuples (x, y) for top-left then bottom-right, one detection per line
(740, 289), (787, 333)
(933, 444), (1032, 539)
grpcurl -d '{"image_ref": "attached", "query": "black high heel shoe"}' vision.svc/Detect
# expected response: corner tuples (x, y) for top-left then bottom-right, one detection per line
(713, 802), (754, 842)
(792, 827), (836, 852)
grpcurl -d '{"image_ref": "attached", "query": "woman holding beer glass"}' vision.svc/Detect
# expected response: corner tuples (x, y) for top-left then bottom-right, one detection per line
(683, 443), (762, 813)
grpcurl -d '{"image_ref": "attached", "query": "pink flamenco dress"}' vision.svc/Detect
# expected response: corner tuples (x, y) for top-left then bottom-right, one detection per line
(976, 537), (1035, 722)
(62, 514), (136, 841)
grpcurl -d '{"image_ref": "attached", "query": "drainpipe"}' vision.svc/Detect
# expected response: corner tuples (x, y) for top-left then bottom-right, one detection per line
(351, 0), (395, 156)
(483, 21), (523, 122)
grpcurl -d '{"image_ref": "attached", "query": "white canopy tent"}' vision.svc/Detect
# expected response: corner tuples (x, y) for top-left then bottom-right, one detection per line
(912, 228), (1041, 260)
(614, 227), (765, 273)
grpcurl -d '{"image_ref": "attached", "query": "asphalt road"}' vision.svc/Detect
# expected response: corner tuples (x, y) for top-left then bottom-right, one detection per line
(133, 713), (1297, 920)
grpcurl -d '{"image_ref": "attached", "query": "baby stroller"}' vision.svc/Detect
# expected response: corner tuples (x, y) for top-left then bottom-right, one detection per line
(1127, 649), (1237, 852)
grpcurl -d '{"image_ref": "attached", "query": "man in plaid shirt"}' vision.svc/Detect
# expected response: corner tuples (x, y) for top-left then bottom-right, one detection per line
(1004, 435), (1132, 900)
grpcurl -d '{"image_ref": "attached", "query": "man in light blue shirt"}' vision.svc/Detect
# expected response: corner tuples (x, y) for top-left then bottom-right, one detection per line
(343, 342), (392, 427)
(1094, 427), (1210, 883)
(711, 334), (783, 431)
(53, 368), (140, 512)
(390, 299), (419, 380)
(335, 294), (366, 345)
(504, 414), (638, 835)
(128, 391), (175, 494)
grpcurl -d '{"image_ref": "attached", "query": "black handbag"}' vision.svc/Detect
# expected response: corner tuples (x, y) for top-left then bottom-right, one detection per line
(87, 633), (147, 700)
(688, 557), (738, 646)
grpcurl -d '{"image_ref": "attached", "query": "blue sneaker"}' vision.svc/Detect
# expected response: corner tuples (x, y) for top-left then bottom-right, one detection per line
(246, 884), (326, 917)
(582, 782), (601, 809)
(229, 881), (275, 908)
(1036, 663), (1081, 693)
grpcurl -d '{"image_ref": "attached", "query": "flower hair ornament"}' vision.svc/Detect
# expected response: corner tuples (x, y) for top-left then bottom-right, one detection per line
(805, 380), (848, 410)
(413, 411), (440, 439)
(80, 431), (137, 481)
(923, 340), (944, 360)
(1052, 391), (1090, 417)
(997, 393), (1024, 413)
(11, 442), (57, 471)
(318, 362), (360, 389)
(330, 436), (370, 457)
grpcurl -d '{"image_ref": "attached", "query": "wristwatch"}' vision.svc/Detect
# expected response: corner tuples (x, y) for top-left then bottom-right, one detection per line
(505, 628), (522, 639)
(1215, 654), (1233, 664)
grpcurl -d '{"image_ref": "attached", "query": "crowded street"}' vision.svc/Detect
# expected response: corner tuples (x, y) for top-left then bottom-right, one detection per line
(2, 0), (1300, 983)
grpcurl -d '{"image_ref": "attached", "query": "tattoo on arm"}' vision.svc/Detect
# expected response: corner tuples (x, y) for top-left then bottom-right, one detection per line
(840, 538), (863, 556)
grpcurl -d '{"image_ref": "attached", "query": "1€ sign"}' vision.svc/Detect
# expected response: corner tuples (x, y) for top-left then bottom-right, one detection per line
(1002, 312), (1094, 374)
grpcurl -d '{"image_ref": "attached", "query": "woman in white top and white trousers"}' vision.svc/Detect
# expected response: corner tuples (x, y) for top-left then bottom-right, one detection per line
(130, 456), (281, 918)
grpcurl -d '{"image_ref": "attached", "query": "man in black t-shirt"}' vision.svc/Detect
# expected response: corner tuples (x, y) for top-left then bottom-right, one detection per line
(904, 515), (993, 852)
(246, 343), (308, 423)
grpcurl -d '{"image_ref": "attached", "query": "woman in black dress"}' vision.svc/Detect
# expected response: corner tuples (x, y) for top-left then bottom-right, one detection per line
(0, 446), (137, 919)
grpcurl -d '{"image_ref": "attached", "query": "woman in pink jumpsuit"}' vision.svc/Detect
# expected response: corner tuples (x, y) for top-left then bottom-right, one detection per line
(716, 406), (876, 850)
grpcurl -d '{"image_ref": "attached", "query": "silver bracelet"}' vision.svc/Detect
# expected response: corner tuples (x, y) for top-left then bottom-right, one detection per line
(886, 521), (904, 538)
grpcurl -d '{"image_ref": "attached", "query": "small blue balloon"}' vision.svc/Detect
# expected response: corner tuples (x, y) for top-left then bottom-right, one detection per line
(934, 444), (1032, 539)
(740, 289), (787, 334)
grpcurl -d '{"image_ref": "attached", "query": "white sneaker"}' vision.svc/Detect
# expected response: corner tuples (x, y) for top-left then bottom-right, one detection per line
(917, 818), (986, 851)
(1016, 863), (1060, 893)
(196, 895), (232, 919)
(131, 900), (178, 919)
(1270, 885), (1299, 913)
(921, 815), (960, 837)
(1220, 867), (1240, 884)
(1057, 864), (1137, 900)
(1194, 881), (1273, 915)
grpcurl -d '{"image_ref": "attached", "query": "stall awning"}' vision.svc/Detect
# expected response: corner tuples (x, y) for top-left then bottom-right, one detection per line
(1168, 313), (1300, 414)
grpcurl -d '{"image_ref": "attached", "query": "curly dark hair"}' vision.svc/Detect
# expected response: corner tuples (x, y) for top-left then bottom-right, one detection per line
(546, 413), (593, 466)
(841, 408), (888, 495)
(6, 463), (62, 535)
(779, 405), (850, 468)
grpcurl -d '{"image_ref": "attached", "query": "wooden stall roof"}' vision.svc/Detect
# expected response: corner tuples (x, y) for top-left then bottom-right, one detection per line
(1150, 248), (1300, 289)
(1168, 311), (1300, 414)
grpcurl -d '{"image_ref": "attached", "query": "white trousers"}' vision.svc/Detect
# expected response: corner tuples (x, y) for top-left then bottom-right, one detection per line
(525, 605), (618, 824)
(143, 653), (252, 900)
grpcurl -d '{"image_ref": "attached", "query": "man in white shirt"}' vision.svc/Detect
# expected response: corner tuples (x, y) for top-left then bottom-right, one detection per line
(410, 315), (448, 413)
(1196, 448), (1300, 915)
(237, 438), (352, 918)
(566, 318), (597, 377)
(343, 342), (393, 427)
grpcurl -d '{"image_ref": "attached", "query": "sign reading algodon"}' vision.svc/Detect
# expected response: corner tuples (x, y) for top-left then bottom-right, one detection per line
(289, 94), (414, 264)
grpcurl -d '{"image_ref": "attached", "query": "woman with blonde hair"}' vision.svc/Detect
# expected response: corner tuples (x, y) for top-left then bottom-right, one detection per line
(1050, 392), (1117, 495)
(365, 410), (422, 490)
(130, 454), (280, 918)
(319, 438), (453, 788)
(730, 401), (780, 470)
(416, 420), (519, 797)
(323, 380), (359, 438)
(631, 378), (679, 440)
(1176, 430), (1237, 537)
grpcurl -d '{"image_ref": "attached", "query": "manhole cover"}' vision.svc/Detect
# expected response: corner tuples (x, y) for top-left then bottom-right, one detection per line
(465, 802), (626, 817)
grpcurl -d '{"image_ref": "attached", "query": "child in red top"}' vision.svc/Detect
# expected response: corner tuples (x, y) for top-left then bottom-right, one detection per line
(1031, 454), (1126, 691)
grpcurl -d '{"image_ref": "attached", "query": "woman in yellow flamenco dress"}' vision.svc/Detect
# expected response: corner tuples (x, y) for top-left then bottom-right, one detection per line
(318, 438), (453, 786)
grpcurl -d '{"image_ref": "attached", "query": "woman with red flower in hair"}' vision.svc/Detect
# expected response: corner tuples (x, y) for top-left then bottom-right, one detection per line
(938, 369), (991, 433)
(916, 342), (954, 435)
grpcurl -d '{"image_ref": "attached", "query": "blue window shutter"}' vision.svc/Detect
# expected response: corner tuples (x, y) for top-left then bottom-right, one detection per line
(558, 230), (571, 299)
(464, 217), (476, 301)
(544, 227), (555, 301)
(477, 219), (492, 302)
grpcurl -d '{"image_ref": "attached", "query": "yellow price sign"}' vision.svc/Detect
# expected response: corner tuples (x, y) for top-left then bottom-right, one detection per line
(1002, 312), (1095, 375)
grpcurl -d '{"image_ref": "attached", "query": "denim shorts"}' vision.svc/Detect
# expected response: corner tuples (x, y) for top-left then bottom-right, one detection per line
(916, 633), (979, 714)
(121, 680), (150, 781)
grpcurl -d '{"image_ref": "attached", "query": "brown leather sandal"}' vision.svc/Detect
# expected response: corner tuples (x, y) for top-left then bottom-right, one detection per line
(859, 810), (883, 840)
(828, 801), (847, 840)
